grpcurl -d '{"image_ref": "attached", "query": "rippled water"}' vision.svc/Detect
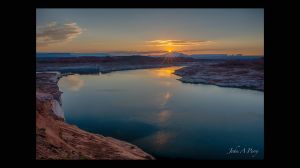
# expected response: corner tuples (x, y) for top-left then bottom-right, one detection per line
(58, 66), (264, 160)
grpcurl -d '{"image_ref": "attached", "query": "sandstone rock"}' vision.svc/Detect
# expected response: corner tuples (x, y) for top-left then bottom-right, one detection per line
(36, 72), (154, 160)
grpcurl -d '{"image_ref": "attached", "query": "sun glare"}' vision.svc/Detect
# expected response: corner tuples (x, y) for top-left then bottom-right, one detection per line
(154, 67), (182, 78)
(168, 49), (172, 53)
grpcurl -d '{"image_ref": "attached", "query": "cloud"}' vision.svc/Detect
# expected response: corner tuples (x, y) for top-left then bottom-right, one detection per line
(36, 22), (83, 46)
(146, 39), (212, 46)
(179, 48), (239, 53)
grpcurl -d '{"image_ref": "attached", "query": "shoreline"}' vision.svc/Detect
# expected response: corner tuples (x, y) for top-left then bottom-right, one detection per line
(37, 58), (264, 92)
(36, 72), (155, 160)
(37, 62), (192, 75)
(36, 60), (264, 159)
(174, 60), (264, 92)
(38, 60), (263, 92)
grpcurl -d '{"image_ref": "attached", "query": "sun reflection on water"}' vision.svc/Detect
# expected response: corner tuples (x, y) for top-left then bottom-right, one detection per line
(157, 110), (172, 123)
(154, 67), (181, 78)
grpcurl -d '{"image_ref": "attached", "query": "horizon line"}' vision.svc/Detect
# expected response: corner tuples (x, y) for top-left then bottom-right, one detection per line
(36, 52), (264, 57)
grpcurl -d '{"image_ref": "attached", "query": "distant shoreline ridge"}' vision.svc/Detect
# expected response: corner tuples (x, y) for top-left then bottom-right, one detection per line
(36, 52), (263, 58)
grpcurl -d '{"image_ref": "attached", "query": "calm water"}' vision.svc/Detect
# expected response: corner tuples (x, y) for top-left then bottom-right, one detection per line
(58, 66), (264, 160)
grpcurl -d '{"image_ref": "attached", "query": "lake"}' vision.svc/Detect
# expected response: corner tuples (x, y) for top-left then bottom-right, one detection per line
(58, 66), (264, 160)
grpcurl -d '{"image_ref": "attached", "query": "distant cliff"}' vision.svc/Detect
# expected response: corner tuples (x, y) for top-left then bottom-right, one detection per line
(36, 72), (154, 160)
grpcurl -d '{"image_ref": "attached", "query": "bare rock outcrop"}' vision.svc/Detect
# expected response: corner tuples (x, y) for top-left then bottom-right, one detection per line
(36, 72), (154, 160)
(174, 59), (264, 91)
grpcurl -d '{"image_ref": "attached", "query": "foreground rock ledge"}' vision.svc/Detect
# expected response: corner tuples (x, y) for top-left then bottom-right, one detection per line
(36, 72), (155, 160)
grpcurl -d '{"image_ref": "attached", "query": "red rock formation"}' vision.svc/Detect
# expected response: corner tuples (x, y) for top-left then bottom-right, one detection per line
(36, 72), (154, 160)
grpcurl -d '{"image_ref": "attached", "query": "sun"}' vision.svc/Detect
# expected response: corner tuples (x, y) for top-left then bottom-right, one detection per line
(168, 49), (172, 53)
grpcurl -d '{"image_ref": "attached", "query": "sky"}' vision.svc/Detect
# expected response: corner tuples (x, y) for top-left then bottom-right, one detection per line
(36, 9), (264, 56)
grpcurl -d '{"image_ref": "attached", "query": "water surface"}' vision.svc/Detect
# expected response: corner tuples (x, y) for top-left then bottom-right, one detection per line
(58, 66), (264, 159)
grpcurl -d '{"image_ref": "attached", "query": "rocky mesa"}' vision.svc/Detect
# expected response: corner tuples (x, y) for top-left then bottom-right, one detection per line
(36, 72), (154, 160)
(174, 59), (264, 91)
